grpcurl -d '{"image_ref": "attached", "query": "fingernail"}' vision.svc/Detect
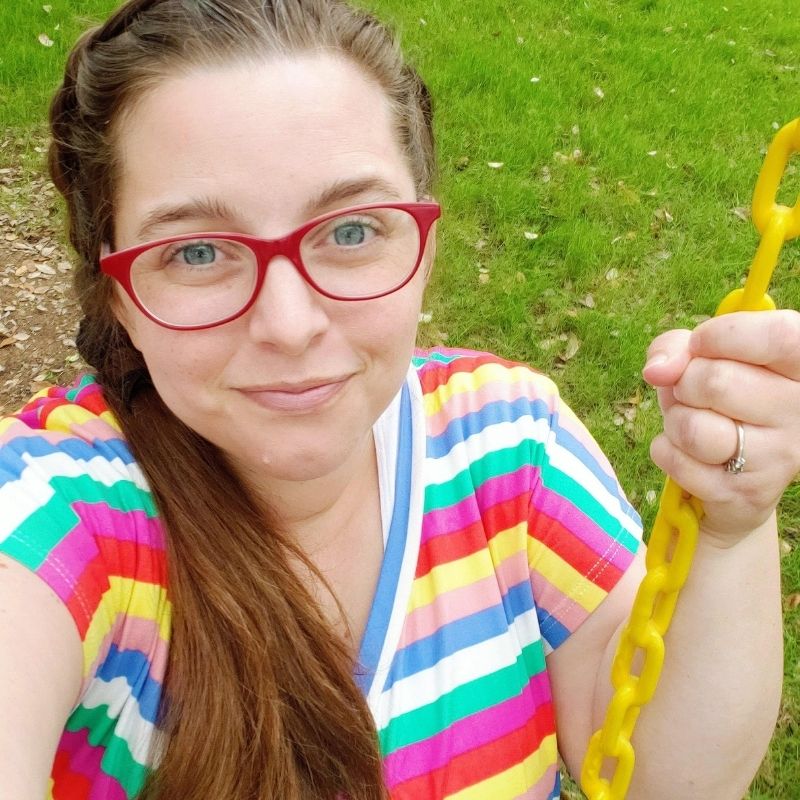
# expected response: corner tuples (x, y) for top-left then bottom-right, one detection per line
(644, 353), (668, 370)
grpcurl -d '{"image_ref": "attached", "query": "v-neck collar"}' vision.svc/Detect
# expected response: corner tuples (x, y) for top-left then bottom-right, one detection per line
(355, 369), (422, 704)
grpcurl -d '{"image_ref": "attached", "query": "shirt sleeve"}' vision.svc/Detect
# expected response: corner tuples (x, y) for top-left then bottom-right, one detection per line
(0, 385), (168, 701)
(523, 371), (643, 654)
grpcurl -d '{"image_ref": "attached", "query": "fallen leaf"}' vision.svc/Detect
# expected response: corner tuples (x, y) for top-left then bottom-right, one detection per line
(645, 490), (658, 505)
(786, 593), (800, 609)
(559, 333), (580, 362)
(487, 162), (504, 169)
(579, 294), (595, 308)
(593, 86), (605, 99)
(731, 206), (750, 222)
(523, 231), (539, 241)
(13, 332), (31, 342)
(605, 268), (620, 281)
(38, 33), (54, 47)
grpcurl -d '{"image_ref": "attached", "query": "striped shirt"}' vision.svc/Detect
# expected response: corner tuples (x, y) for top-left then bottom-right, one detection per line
(0, 348), (641, 799)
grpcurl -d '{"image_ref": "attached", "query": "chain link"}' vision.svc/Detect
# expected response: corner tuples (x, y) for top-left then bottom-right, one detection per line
(580, 117), (800, 800)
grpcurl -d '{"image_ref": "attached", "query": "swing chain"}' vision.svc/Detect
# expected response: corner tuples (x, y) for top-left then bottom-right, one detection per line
(579, 117), (800, 800)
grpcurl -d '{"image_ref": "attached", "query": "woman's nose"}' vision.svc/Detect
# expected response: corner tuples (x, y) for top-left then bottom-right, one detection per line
(244, 255), (330, 354)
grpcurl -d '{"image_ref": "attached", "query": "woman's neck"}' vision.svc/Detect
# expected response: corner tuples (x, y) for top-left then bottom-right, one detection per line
(233, 429), (379, 557)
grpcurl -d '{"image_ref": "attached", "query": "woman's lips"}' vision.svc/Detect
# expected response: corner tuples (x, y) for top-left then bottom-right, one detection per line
(238, 377), (350, 412)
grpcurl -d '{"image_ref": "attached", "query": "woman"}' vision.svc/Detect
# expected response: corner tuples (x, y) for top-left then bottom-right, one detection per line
(0, 1), (795, 798)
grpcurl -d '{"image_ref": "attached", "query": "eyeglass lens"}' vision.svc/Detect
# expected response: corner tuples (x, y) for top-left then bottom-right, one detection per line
(129, 207), (422, 327)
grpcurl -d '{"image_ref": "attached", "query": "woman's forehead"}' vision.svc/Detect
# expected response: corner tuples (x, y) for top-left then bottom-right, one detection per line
(113, 54), (415, 236)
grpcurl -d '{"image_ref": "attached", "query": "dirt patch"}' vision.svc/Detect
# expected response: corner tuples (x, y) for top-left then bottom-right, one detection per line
(0, 161), (85, 415)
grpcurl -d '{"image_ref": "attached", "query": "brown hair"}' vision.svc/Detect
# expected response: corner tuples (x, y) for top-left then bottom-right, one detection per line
(48, 1), (436, 798)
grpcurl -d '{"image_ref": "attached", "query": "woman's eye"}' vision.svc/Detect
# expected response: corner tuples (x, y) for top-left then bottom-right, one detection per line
(332, 221), (374, 246)
(179, 243), (217, 265)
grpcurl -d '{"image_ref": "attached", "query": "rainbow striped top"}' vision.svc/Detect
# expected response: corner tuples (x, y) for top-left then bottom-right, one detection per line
(0, 348), (641, 799)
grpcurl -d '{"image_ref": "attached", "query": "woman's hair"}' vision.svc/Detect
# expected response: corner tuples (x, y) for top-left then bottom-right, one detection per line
(48, 1), (435, 797)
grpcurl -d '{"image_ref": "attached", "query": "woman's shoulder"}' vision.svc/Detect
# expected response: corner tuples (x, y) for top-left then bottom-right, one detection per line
(0, 373), (151, 502)
(412, 346), (562, 416)
(0, 375), (165, 628)
(1, 372), (141, 472)
(1, 370), (158, 515)
(3, 372), (120, 438)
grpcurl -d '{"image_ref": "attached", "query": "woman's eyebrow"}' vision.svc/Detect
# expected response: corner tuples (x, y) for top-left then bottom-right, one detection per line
(302, 177), (404, 216)
(135, 197), (244, 241)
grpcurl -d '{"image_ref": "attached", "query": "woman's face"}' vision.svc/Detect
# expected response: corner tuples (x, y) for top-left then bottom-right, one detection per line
(111, 54), (433, 486)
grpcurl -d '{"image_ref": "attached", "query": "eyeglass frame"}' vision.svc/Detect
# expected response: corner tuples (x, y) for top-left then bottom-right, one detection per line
(99, 201), (442, 331)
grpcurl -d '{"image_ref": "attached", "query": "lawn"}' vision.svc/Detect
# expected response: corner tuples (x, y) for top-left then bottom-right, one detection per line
(2, 0), (799, 797)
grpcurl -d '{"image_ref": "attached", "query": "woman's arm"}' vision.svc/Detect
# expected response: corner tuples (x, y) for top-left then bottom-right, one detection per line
(550, 310), (798, 799)
(0, 554), (83, 798)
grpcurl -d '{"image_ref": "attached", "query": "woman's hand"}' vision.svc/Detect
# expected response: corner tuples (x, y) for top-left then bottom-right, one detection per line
(642, 309), (800, 546)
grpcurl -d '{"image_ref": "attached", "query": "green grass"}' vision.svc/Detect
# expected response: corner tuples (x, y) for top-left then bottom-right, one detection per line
(0, 1), (120, 134)
(2, 0), (800, 797)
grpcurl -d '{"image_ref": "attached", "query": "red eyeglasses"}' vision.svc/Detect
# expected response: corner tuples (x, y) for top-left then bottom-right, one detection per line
(100, 202), (441, 330)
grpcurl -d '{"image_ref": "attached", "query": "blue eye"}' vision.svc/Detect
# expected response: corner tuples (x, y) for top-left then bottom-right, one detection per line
(181, 243), (217, 265)
(333, 223), (368, 246)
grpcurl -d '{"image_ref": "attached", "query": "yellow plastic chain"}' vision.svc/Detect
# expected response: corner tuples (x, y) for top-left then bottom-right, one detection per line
(580, 117), (800, 800)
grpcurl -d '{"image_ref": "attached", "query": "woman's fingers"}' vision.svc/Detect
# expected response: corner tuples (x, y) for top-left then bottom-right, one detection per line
(644, 311), (800, 538)
(671, 357), (798, 427)
(642, 328), (693, 389)
(661, 404), (751, 467)
(690, 309), (800, 381)
(648, 431), (784, 539)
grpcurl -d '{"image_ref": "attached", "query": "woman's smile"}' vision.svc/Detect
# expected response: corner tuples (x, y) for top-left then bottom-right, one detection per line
(236, 374), (353, 413)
